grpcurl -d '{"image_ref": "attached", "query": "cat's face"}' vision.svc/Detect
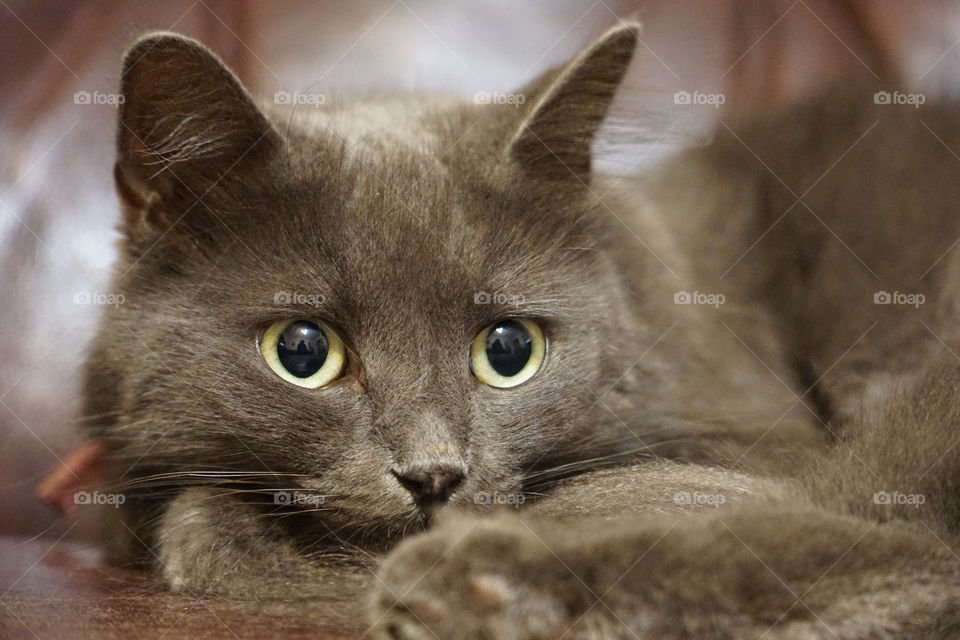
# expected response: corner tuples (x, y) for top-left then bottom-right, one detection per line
(89, 27), (639, 543)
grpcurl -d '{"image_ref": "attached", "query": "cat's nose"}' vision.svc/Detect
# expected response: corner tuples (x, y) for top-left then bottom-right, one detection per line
(392, 465), (465, 506)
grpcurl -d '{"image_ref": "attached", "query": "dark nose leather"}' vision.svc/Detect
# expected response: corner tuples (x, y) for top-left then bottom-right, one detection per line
(393, 465), (465, 505)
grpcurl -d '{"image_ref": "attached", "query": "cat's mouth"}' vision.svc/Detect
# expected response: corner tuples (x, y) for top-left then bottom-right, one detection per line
(274, 474), (472, 544)
(412, 497), (457, 527)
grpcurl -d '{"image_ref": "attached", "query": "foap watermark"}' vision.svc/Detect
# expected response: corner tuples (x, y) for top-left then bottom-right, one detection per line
(74, 490), (125, 507)
(273, 491), (326, 507)
(873, 491), (925, 507)
(873, 291), (924, 308)
(474, 491), (526, 507)
(74, 90), (124, 107)
(674, 291), (725, 308)
(474, 291), (525, 305)
(274, 291), (325, 307)
(74, 291), (125, 307)
(873, 90), (925, 108)
(473, 91), (526, 107)
(273, 90), (326, 106)
(673, 90), (726, 108)
(673, 491), (727, 508)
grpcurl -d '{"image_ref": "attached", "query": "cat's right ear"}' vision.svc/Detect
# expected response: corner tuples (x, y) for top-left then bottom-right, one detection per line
(114, 32), (280, 253)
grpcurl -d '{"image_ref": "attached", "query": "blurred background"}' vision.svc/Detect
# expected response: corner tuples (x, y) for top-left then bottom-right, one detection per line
(1, 0), (958, 543)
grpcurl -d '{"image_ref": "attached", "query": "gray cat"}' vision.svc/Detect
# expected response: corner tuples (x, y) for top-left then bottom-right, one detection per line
(84, 22), (960, 639)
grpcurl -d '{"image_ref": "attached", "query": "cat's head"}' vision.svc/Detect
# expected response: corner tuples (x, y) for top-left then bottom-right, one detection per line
(89, 24), (641, 543)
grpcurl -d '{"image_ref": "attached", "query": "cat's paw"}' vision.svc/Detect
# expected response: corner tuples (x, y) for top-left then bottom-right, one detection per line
(367, 514), (579, 640)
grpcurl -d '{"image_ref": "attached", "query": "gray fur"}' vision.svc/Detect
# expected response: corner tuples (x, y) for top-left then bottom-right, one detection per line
(85, 24), (960, 639)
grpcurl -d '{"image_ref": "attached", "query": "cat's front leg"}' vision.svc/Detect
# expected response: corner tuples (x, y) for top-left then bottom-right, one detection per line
(149, 487), (373, 629)
(368, 508), (960, 640)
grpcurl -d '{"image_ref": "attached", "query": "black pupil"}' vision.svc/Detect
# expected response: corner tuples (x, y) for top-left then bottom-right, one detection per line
(485, 320), (532, 377)
(277, 321), (328, 378)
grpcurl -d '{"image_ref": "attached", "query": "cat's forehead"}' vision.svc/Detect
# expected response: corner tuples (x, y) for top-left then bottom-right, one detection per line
(251, 99), (600, 327)
(319, 153), (489, 305)
(281, 102), (492, 261)
(284, 98), (464, 167)
(319, 99), (460, 156)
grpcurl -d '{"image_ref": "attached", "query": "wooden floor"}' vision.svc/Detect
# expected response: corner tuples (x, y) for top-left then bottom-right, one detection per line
(0, 536), (351, 639)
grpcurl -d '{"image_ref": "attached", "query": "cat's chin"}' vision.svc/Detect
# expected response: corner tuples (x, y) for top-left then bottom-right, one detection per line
(293, 504), (431, 550)
(291, 492), (488, 550)
(278, 491), (424, 543)
(288, 474), (512, 546)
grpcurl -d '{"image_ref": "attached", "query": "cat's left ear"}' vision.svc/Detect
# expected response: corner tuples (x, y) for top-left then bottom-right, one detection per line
(507, 22), (638, 184)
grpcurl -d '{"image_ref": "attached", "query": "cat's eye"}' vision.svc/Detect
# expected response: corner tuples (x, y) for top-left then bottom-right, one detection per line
(260, 320), (346, 389)
(470, 319), (546, 388)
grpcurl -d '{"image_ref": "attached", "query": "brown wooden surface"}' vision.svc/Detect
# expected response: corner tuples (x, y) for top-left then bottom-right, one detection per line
(0, 535), (350, 639)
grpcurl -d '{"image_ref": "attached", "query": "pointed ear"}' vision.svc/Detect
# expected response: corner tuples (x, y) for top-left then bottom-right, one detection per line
(507, 23), (638, 184)
(114, 32), (279, 253)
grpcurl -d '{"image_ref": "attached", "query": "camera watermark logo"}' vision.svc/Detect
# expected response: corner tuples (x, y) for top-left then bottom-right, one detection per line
(673, 91), (726, 108)
(73, 490), (125, 507)
(873, 291), (924, 308)
(273, 491), (326, 507)
(873, 491), (925, 507)
(673, 291), (725, 308)
(73, 291), (125, 307)
(473, 291), (525, 305)
(74, 90), (124, 107)
(673, 491), (727, 508)
(273, 91), (326, 106)
(473, 91), (526, 107)
(274, 291), (325, 307)
(474, 491), (526, 507)
(873, 91), (925, 108)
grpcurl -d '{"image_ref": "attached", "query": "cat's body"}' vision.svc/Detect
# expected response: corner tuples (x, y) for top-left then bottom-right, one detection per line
(83, 26), (960, 638)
